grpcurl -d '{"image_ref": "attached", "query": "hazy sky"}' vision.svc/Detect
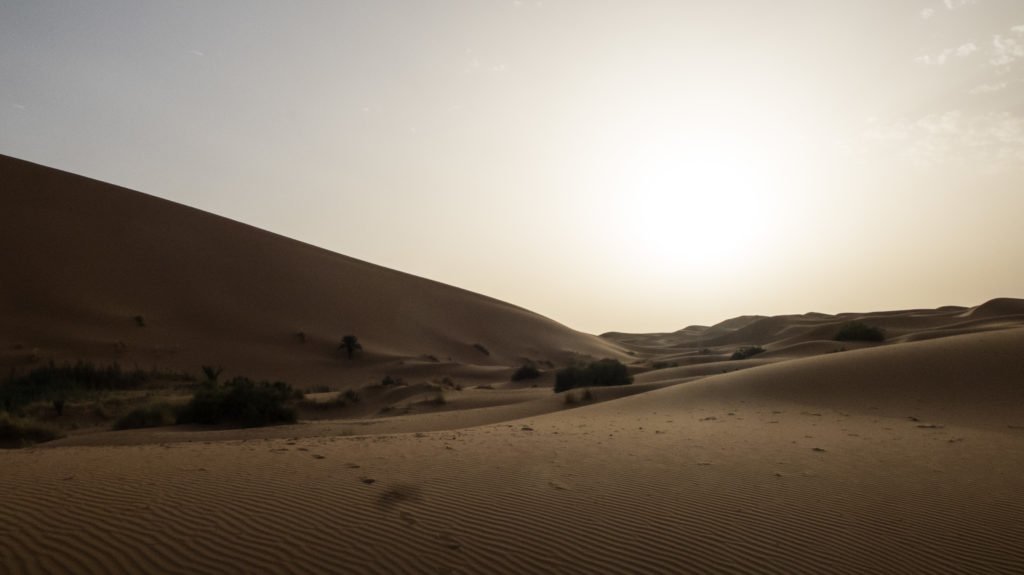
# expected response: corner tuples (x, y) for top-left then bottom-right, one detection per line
(2, 1), (1023, 334)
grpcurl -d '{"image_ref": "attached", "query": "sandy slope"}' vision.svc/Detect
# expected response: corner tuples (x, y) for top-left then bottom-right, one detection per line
(3, 329), (1024, 573)
(0, 154), (624, 388)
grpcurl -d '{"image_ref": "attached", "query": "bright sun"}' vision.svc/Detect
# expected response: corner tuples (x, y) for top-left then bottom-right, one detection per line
(593, 112), (798, 278)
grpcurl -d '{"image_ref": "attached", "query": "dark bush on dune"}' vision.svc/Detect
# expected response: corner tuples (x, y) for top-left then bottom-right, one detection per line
(0, 361), (193, 412)
(177, 377), (300, 427)
(554, 359), (632, 393)
(730, 346), (766, 360)
(114, 404), (177, 430)
(511, 365), (541, 381)
(0, 414), (63, 448)
(834, 321), (886, 342)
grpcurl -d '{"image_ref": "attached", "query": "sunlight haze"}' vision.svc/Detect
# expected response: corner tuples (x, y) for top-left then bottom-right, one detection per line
(2, 0), (1022, 333)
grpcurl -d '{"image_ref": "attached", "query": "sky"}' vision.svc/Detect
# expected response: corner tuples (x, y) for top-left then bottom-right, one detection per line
(2, 0), (1023, 334)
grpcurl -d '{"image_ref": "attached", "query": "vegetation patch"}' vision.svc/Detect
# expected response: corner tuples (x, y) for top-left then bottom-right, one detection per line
(176, 377), (301, 427)
(338, 335), (362, 359)
(730, 346), (766, 360)
(1, 361), (193, 413)
(0, 414), (63, 448)
(564, 388), (594, 405)
(834, 321), (886, 342)
(554, 359), (632, 393)
(511, 364), (541, 381)
(113, 403), (177, 430)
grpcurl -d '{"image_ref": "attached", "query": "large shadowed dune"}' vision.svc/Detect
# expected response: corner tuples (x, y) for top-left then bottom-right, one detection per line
(0, 155), (624, 386)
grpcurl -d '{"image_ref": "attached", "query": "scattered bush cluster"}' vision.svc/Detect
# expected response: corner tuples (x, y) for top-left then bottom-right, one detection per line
(730, 346), (766, 361)
(834, 321), (886, 342)
(1, 361), (193, 413)
(554, 359), (632, 393)
(114, 404), (177, 430)
(0, 414), (63, 448)
(511, 364), (541, 381)
(177, 377), (301, 427)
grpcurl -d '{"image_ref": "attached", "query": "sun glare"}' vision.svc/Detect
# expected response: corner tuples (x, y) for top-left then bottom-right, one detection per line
(600, 115), (793, 278)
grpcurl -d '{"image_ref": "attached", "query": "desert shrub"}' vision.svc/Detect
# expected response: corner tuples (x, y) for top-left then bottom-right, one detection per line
(0, 414), (63, 448)
(834, 321), (886, 342)
(472, 343), (491, 356)
(201, 365), (223, 383)
(342, 389), (361, 403)
(52, 398), (66, 416)
(564, 388), (595, 405)
(133, 315), (146, 327)
(0, 361), (193, 412)
(338, 335), (362, 359)
(730, 346), (766, 360)
(176, 377), (299, 427)
(554, 359), (632, 393)
(381, 375), (404, 387)
(651, 361), (678, 369)
(511, 364), (541, 381)
(114, 404), (177, 430)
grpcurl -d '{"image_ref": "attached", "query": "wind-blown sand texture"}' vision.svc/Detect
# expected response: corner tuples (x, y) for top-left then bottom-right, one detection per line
(2, 155), (1023, 573)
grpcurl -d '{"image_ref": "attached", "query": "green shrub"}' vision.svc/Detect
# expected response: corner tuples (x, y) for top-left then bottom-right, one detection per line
(834, 321), (886, 342)
(114, 404), (177, 430)
(177, 377), (299, 427)
(0, 414), (63, 448)
(554, 359), (632, 393)
(730, 346), (766, 360)
(511, 365), (541, 381)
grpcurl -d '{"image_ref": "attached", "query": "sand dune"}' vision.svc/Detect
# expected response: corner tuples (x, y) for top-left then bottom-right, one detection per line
(2, 155), (1023, 573)
(0, 154), (624, 388)
(4, 328), (1024, 573)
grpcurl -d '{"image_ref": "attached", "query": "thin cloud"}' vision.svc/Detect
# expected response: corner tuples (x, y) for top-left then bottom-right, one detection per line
(970, 81), (1009, 94)
(915, 42), (979, 65)
(991, 34), (1024, 66)
(862, 111), (1024, 168)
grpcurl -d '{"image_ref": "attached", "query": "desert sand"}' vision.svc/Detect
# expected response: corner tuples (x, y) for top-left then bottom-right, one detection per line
(2, 155), (1023, 573)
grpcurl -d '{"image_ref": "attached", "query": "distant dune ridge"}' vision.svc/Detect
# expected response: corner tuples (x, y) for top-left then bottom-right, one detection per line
(2, 153), (1024, 574)
(0, 154), (624, 387)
